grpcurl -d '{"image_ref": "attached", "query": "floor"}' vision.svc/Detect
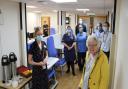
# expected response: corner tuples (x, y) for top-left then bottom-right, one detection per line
(56, 64), (82, 89)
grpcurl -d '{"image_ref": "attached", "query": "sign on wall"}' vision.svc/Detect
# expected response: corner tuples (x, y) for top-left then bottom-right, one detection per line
(0, 9), (4, 25)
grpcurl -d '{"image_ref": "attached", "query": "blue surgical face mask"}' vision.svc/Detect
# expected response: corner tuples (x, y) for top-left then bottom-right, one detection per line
(103, 27), (108, 32)
(36, 35), (43, 41)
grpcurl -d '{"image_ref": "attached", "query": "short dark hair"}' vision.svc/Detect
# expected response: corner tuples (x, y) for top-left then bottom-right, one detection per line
(99, 23), (102, 27)
(67, 25), (71, 28)
(104, 22), (110, 27)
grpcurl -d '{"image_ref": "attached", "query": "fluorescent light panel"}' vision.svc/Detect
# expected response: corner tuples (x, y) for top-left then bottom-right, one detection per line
(76, 9), (90, 11)
(27, 6), (37, 8)
(87, 12), (95, 16)
(50, 0), (77, 3)
(53, 10), (58, 12)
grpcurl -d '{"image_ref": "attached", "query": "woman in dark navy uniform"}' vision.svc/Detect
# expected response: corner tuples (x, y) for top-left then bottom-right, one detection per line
(28, 27), (49, 89)
(62, 26), (76, 76)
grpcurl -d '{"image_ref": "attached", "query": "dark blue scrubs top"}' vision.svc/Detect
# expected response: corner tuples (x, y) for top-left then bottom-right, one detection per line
(62, 34), (76, 62)
(28, 41), (48, 89)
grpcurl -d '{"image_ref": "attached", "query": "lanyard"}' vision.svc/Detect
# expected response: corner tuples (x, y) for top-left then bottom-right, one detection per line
(103, 32), (109, 43)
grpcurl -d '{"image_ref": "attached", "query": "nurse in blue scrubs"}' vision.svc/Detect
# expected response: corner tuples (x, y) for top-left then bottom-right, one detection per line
(76, 25), (87, 71)
(28, 27), (49, 89)
(62, 26), (76, 76)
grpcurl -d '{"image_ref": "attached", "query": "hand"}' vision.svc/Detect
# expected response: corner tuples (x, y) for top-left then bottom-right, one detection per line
(68, 47), (72, 50)
(38, 61), (44, 66)
(78, 87), (81, 89)
(43, 59), (47, 65)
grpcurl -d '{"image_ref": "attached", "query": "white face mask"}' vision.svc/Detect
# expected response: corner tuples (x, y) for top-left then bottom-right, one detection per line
(103, 27), (108, 32)
(79, 28), (83, 33)
(79, 20), (82, 24)
(66, 29), (71, 35)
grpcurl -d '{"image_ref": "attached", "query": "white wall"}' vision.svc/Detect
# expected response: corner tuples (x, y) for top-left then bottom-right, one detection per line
(41, 12), (58, 31)
(66, 13), (76, 35)
(0, 0), (21, 80)
(113, 0), (128, 89)
(27, 12), (41, 33)
(27, 11), (77, 35)
(27, 12), (58, 33)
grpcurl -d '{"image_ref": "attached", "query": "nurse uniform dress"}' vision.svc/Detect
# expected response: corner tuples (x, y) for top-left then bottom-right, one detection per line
(28, 41), (49, 89)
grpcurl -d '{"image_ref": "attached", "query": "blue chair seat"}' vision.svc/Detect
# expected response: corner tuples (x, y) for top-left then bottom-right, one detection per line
(47, 36), (66, 75)
(48, 69), (56, 79)
(55, 58), (66, 66)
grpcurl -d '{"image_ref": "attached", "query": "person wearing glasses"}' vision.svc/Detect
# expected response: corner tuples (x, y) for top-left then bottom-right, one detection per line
(100, 22), (112, 60)
(78, 35), (109, 89)
(28, 27), (49, 89)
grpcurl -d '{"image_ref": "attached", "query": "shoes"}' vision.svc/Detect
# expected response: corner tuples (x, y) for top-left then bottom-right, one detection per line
(66, 69), (70, 73)
(72, 72), (76, 76)
(74, 60), (78, 64)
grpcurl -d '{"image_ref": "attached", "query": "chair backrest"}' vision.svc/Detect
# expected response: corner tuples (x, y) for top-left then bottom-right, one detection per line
(50, 28), (56, 35)
(47, 36), (57, 57)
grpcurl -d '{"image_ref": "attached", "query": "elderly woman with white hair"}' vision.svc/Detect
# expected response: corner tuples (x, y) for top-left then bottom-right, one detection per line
(78, 35), (109, 89)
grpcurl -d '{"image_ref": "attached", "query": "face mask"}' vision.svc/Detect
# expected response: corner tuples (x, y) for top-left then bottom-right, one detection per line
(66, 29), (71, 33)
(103, 27), (108, 32)
(97, 26), (100, 30)
(79, 28), (83, 33)
(79, 20), (82, 24)
(36, 35), (43, 41)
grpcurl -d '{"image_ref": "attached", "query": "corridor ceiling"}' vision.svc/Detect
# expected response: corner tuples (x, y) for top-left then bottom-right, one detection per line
(11, 0), (114, 15)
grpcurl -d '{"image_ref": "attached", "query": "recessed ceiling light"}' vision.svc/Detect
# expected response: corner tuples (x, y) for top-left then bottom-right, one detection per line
(87, 12), (95, 16)
(50, 0), (77, 3)
(76, 9), (90, 11)
(53, 10), (58, 12)
(27, 6), (37, 8)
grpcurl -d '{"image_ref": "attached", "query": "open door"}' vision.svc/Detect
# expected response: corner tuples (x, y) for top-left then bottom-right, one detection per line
(41, 16), (50, 36)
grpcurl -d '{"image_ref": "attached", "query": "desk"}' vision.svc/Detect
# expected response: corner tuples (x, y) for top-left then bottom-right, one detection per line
(47, 57), (59, 89)
(0, 57), (59, 89)
(0, 76), (32, 89)
(47, 57), (59, 69)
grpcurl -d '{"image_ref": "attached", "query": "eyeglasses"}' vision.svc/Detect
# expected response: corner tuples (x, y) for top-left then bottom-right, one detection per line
(88, 44), (97, 48)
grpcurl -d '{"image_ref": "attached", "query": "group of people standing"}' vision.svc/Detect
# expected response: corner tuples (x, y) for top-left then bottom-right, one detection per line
(62, 21), (112, 89)
(28, 21), (112, 89)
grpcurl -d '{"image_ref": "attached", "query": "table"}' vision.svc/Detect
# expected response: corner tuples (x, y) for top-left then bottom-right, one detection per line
(0, 57), (59, 89)
(0, 76), (32, 89)
(47, 57), (59, 89)
(47, 57), (59, 69)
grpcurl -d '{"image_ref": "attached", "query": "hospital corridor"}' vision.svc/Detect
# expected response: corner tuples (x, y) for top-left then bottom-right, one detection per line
(0, 0), (128, 89)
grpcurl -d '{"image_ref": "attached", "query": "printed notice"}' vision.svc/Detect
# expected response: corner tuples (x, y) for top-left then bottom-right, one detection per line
(0, 9), (4, 25)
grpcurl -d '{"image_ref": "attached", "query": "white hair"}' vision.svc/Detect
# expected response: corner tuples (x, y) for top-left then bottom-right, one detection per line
(86, 35), (101, 49)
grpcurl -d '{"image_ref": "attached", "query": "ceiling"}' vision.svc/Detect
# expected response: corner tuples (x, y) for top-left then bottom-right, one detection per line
(11, 0), (114, 16)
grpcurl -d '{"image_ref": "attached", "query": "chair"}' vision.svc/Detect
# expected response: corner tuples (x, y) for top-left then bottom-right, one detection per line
(47, 36), (66, 75)
(50, 28), (56, 35)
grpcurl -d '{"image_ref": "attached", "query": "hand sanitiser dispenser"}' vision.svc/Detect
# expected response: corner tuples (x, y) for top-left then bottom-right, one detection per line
(1, 55), (10, 85)
(9, 52), (17, 80)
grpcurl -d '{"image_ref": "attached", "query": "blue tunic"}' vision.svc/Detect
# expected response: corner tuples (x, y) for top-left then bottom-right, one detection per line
(76, 32), (87, 52)
(62, 34), (76, 62)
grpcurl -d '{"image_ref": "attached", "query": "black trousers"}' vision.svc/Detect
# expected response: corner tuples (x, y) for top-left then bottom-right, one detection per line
(32, 67), (49, 89)
(77, 52), (86, 70)
(66, 61), (75, 74)
(103, 51), (110, 61)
